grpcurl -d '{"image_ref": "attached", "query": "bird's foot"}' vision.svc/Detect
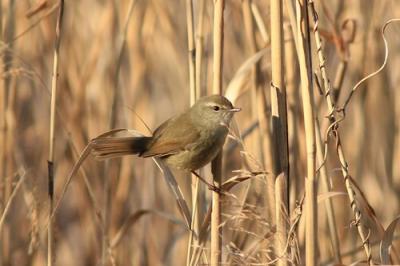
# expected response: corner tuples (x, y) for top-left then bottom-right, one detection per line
(207, 184), (223, 194)
(191, 171), (223, 194)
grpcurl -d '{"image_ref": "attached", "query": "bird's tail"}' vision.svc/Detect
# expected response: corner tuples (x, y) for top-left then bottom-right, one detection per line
(91, 136), (152, 160)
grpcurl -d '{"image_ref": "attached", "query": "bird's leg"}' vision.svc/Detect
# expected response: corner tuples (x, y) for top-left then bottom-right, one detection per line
(191, 171), (222, 194)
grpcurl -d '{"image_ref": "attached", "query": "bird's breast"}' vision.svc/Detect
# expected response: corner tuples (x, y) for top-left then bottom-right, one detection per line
(163, 126), (228, 171)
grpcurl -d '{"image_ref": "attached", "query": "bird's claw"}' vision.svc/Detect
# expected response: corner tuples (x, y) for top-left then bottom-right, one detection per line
(208, 184), (223, 194)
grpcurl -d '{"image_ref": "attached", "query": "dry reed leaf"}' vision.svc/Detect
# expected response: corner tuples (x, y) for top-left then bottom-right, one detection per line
(224, 48), (268, 104)
(317, 191), (347, 204)
(380, 215), (400, 264)
(153, 158), (192, 228)
(222, 171), (266, 191)
(222, 175), (252, 191)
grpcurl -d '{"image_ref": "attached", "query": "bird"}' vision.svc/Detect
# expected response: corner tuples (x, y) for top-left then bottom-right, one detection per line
(91, 95), (240, 190)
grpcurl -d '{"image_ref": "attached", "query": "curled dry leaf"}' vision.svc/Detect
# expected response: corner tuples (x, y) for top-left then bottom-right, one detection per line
(153, 158), (191, 228)
(380, 215), (400, 264)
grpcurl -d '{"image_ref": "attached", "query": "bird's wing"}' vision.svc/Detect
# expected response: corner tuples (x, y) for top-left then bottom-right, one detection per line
(141, 114), (200, 158)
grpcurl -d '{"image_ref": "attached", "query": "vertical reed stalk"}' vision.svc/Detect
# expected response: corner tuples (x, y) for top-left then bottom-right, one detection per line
(190, 3), (206, 264)
(186, 0), (199, 264)
(0, 0), (3, 193)
(211, 0), (225, 264)
(212, 0), (224, 93)
(0, 70), (4, 266)
(284, 25), (301, 209)
(307, 2), (341, 264)
(211, 152), (222, 266)
(186, 0), (196, 103)
(270, 0), (289, 264)
(48, 1), (64, 265)
(195, 0), (206, 98)
(308, 1), (372, 263)
(315, 118), (342, 264)
(1, 1), (16, 263)
(295, 0), (317, 264)
(250, 3), (269, 44)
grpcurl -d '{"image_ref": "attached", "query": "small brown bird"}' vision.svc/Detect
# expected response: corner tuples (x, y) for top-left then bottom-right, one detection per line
(91, 95), (240, 177)
(50, 95), (239, 220)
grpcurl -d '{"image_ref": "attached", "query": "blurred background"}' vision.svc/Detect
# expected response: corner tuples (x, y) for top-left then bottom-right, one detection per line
(0, 0), (400, 265)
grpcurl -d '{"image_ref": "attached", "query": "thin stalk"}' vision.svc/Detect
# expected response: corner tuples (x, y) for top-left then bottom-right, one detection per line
(187, 175), (199, 266)
(186, 0), (199, 264)
(284, 25), (301, 211)
(308, 1), (372, 263)
(212, 0), (224, 93)
(0, 0), (3, 203)
(275, 173), (288, 264)
(308, 2), (341, 264)
(186, 0), (196, 103)
(1, 1), (16, 264)
(270, 0), (289, 264)
(0, 169), (26, 234)
(250, 3), (269, 44)
(295, 0), (317, 265)
(48, 1), (64, 266)
(315, 118), (342, 264)
(211, 152), (222, 266)
(332, 60), (347, 102)
(195, 0), (206, 98)
(211, 0), (225, 264)
(0, 68), (4, 266)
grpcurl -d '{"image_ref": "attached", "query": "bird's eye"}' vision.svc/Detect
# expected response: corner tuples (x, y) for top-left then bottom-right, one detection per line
(212, 105), (220, 111)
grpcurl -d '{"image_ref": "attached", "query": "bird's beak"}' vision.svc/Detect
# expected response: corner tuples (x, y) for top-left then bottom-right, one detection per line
(229, 107), (241, 112)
